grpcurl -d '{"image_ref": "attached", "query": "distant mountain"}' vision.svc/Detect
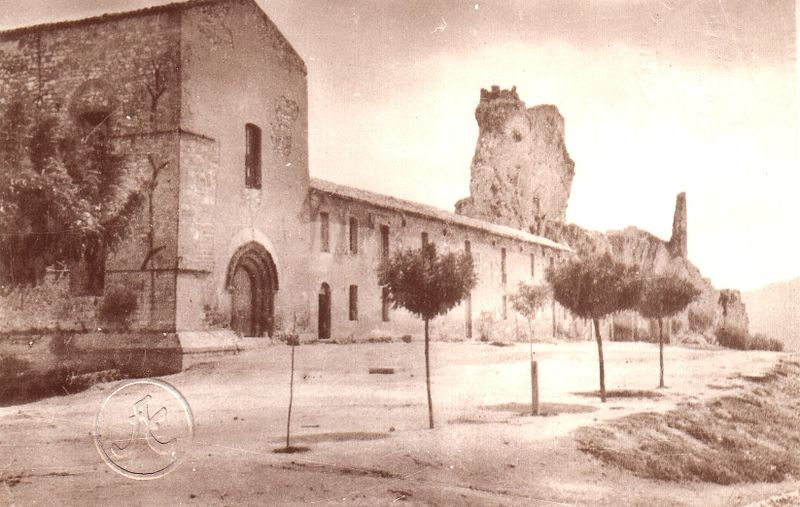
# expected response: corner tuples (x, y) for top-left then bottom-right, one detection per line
(742, 277), (800, 351)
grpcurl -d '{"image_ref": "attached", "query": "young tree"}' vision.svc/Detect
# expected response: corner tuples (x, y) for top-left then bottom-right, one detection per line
(510, 283), (551, 415)
(637, 274), (700, 388)
(547, 254), (640, 402)
(0, 102), (142, 289)
(378, 242), (476, 429)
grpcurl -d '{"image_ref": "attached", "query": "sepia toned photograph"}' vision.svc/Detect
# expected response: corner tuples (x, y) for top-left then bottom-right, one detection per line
(0, 0), (797, 505)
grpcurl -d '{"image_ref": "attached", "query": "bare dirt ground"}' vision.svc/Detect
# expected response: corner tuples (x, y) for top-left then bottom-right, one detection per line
(1, 340), (798, 506)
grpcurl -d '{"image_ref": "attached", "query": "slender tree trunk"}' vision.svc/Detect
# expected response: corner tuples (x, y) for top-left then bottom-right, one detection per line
(658, 318), (665, 388)
(530, 321), (537, 416)
(286, 344), (295, 448)
(424, 319), (434, 429)
(593, 318), (606, 402)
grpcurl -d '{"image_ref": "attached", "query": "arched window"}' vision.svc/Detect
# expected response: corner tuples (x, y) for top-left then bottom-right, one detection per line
(245, 123), (262, 189)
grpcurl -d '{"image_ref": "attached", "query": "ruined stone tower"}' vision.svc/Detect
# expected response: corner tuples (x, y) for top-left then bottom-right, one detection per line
(668, 192), (688, 258)
(455, 86), (575, 234)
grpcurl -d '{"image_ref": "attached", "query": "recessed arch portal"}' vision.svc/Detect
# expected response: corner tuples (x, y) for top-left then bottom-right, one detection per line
(226, 242), (278, 337)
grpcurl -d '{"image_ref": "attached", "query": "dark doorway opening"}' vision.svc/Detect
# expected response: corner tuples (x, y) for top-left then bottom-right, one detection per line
(318, 283), (331, 340)
(226, 242), (278, 337)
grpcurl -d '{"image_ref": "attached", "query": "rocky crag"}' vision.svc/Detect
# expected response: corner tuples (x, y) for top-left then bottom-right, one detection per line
(455, 86), (575, 234)
(456, 86), (748, 341)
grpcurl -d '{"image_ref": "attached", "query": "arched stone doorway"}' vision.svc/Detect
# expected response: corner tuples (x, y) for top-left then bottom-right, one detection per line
(318, 283), (331, 340)
(226, 242), (278, 337)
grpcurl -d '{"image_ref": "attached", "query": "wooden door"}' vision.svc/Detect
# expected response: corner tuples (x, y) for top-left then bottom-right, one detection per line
(231, 266), (254, 336)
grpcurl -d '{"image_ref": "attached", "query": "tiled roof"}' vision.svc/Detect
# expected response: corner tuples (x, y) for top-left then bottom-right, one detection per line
(309, 178), (572, 252)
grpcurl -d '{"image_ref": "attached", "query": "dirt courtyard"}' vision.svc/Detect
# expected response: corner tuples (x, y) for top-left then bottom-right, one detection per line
(1, 340), (798, 506)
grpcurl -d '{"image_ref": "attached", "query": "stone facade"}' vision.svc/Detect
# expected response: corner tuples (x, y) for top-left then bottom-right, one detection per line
(0, 4), (185, 332)
(0, 1), (572, 343)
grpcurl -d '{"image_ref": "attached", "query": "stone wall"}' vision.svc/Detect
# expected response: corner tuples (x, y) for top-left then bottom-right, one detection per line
(0, 8), (182, 134)
(0, 6), (185, 333)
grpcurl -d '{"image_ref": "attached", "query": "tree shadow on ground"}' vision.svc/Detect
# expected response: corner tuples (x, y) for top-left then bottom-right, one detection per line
(485, 402), (598, 417)
(572, 389), (663, 399)
(273, 432), (389, 444)
(272, 446), (311, 454)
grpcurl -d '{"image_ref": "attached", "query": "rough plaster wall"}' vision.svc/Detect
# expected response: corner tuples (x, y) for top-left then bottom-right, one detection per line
(307, 193), (569, 341)
(179, 0), (311, 334)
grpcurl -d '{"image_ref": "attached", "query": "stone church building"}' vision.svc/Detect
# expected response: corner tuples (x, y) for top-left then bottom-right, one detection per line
(0, 0), (572, 345)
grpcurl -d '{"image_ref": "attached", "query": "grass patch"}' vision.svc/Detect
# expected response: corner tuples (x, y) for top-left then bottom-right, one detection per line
(573, 389), (663, 399)
(575, 359), (800, 484)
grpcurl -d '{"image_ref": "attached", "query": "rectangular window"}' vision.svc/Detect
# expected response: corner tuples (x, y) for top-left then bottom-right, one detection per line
(501, 247), (507, 285)
(320, 212), (330, 252)
(464, 240), (471, 255)
(349, 217), (358, 254)
(245, 123), (262, 189)
(530, 253), (535, 278)
(502, 295), (508, 320)
(421, 231), (428, 246)
(349, 285), (358, 321)
(380, 225), (390, 258)
(381, 286), (390, 322)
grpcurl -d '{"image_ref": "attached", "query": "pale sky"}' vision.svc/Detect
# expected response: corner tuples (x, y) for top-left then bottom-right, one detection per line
(1, 0), (797, 291)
